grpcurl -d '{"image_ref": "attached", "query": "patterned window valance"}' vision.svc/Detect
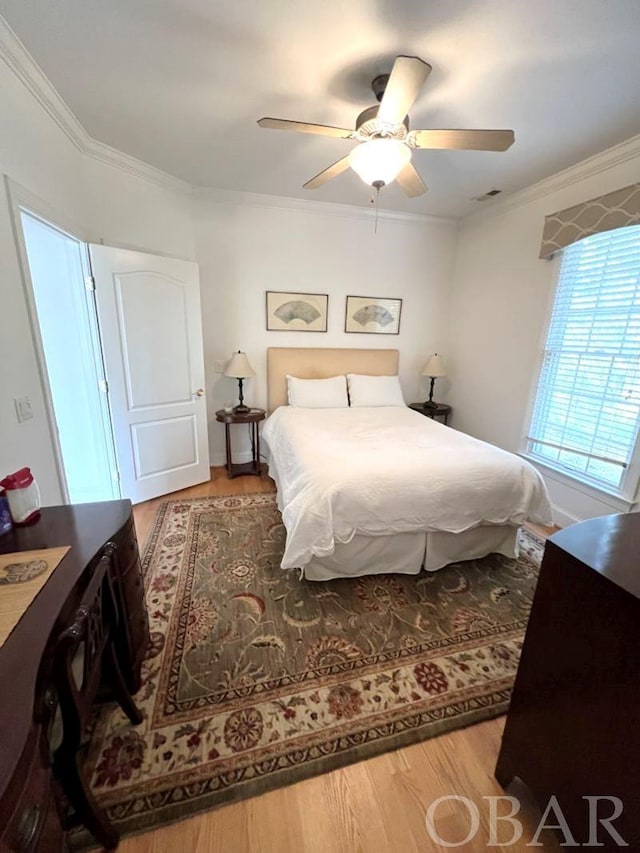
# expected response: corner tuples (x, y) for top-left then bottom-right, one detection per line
(539, 182), (640, 259)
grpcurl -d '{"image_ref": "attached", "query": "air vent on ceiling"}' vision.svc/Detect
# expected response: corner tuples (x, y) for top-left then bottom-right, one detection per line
(471, 188), (503, 202)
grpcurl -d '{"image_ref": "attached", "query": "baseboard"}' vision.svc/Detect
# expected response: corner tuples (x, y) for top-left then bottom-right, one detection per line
(550, 504), (580, 528)
(210, 450), (256, 468)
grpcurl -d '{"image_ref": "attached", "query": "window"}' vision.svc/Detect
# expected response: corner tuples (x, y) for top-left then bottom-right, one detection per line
(527, 224), (640, 493)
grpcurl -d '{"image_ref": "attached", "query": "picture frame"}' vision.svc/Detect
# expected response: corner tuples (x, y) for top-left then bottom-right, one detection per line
(265, 291), (328, 332)
(344, 295), (402, 335)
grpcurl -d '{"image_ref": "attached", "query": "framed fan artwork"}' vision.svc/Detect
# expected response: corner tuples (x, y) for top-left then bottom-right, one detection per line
(266, 291), (328, 332)
(345, 295), (402, 335)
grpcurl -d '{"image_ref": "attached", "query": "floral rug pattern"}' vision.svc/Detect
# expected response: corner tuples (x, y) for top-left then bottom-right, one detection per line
(84, 494), (544, 838)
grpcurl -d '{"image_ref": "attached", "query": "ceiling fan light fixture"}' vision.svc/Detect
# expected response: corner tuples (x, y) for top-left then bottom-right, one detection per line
(348, 138), (411, 188)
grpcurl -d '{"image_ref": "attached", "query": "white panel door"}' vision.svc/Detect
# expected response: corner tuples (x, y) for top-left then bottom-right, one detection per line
(90, 245), (209, 503)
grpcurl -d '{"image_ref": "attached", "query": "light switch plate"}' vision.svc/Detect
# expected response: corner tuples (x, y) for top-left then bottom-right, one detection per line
(214, 360), (224, 374)
(14, 396), (34, 422)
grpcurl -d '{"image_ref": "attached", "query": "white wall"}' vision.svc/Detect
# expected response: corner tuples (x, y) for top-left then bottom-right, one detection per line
(0, 57), (87, 505)
(449, 138), (640, 525)
(83, 157), (195, 260)
(0, 55), (194, 504)
(193, 193), (458, 465)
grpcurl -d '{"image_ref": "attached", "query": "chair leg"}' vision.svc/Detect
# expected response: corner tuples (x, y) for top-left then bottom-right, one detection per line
(105, 641), (143, 726)
(55, 749), (119, 850)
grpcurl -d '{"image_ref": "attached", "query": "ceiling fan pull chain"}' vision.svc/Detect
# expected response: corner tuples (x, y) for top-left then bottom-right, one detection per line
(371, 182), (383, 233)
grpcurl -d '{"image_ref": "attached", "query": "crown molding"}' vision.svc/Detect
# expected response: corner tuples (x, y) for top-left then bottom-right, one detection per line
(0, 14), (440, 211)
(8, 10), (636, 227)
(0, 15), (86, 149)
(82, 136), (191, 193)
(0, 15), (191, 195)
(462, 133), (640, 225)
(194, 187), (456, 227)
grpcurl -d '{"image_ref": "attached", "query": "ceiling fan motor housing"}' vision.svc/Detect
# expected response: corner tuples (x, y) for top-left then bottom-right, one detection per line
(355, 105), (409, 140)
(372, 74), (389, 102)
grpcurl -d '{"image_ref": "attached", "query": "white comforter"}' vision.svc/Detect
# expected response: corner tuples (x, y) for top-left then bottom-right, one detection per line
(262, 406), (552, 570)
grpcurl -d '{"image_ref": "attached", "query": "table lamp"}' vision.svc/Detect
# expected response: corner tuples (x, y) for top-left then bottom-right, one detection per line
(421, 353), (446, 409)
(224, 351), (255, 414)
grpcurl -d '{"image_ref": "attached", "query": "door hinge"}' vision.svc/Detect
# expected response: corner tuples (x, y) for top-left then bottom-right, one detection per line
(98, 379), (109, 393)
(85, 275), (95, 291)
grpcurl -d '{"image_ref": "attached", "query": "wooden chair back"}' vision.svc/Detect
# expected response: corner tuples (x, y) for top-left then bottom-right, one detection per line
(55, 547), (117, 735)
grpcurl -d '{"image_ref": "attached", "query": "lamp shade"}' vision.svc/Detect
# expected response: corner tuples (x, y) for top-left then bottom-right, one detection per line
(348, 139), (411, 187)
(421, 353), (446, 378)
(224, 351), (255, 379)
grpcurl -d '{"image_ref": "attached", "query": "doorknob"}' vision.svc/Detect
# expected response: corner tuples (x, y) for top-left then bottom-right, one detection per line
(194, 388), (205, 397)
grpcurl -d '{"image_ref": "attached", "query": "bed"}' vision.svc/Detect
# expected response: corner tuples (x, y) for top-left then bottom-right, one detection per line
(262, 347), (552, 581)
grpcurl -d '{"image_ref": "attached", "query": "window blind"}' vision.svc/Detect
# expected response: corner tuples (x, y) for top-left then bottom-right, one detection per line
(527, 223), (640, 489)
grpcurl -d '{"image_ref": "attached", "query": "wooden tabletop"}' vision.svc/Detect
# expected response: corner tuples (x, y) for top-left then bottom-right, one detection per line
(409, 402), (451, 414)
(549, 511), (640, 600)
(215, 408), (266, 424)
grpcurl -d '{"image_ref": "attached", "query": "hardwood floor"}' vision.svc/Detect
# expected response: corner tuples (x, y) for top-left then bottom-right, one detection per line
(131, 465), (275, 546)
(123, 467), (559, 852)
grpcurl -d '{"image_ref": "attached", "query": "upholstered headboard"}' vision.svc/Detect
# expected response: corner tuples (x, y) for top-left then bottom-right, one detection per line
(267, 347), (400, 411)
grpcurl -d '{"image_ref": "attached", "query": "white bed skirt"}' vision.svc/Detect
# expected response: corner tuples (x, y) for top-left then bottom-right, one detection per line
(303, 525), (520, 582)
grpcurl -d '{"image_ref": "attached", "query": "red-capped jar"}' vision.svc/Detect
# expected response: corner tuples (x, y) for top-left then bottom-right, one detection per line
(0, 468), (41, 525)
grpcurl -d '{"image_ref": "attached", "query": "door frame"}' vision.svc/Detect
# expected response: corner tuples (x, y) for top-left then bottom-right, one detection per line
(5, 176), (119, 504)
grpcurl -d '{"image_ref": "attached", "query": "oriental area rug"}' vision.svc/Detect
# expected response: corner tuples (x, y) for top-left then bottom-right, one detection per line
(82, 494), (544, 840)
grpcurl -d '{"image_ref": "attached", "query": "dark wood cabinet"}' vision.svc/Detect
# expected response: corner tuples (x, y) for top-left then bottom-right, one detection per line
(2, 725), (64, 853)
(110, 514), (149, 693)
(0, 501), (149, 852)
(496, 512), (640, 850)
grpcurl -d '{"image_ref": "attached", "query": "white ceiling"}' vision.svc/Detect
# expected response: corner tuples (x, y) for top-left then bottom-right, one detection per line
(1, 0), (639, 217)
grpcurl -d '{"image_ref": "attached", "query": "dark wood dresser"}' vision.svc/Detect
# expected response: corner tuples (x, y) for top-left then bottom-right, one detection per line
(496, 512), (640, 849)
(0, 501), (149, 852)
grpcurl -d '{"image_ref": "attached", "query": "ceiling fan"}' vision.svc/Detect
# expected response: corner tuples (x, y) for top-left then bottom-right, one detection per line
(258, 56), (514, 198)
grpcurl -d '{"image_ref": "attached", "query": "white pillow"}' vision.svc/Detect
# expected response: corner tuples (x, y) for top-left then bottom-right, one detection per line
(286, 374), (349, 408)
(347, 374), (406, 407)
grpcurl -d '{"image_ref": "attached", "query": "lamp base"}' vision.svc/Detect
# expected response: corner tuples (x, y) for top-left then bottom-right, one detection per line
(422, 400), (438, 409)
(234, 404), (250, 414)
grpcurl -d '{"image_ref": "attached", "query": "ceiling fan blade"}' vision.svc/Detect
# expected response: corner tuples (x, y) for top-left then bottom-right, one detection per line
(377, 56), (432, 126)
(396, 162), (427, 198)
(303, 156), (351, 189)
(258, 117), (354, 139)
(408, 129), (515, 151)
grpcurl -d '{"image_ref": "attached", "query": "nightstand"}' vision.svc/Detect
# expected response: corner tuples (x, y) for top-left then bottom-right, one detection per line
(409, 402), (451, 425)
(215, 408), (266, 478)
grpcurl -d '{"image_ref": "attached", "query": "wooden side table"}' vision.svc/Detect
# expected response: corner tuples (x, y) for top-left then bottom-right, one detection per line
(409, 402), (451, 425)
(216, 408), (266, 478)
